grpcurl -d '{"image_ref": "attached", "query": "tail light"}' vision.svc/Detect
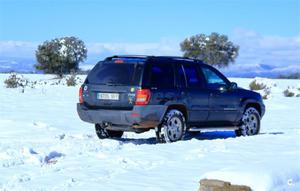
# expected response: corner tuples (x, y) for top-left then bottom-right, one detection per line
(79, 86), (84, 104)
(114, 59), (124, 64)
(135, 89), (151, 105)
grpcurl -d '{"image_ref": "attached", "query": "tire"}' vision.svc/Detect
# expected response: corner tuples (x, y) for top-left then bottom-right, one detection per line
(235, 107), (261, 136)
(157, 109), (186, 143)
(95, 124), (124, 139)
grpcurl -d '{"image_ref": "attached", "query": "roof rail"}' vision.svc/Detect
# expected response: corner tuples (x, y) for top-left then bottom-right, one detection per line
(148, 56), (194, 61)
(105, 55), (151, 61)
(103, 55), (203, 63)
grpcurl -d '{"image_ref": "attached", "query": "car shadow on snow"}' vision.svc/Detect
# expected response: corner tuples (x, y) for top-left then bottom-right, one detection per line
(117, 130), (237, 145)
(184, 130), (236, 141)
(184, 131), (285, 141)
(118, 137), (158, 145)
(118, 131), (285, 145)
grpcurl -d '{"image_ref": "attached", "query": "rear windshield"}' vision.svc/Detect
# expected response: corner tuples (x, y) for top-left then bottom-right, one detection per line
(86, 62), (143, 86)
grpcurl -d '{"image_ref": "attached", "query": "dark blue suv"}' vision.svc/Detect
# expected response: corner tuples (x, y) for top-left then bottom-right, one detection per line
(77, 56), (265, 143)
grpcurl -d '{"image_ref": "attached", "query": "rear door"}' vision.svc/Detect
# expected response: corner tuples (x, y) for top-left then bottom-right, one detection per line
(83, 59), (144, 110)
(142, 60), (178, 105)
(177, 62), (209, 122)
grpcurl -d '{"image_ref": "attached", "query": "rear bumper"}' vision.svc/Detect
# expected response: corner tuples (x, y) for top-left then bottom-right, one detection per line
(77, 103), (167, 128)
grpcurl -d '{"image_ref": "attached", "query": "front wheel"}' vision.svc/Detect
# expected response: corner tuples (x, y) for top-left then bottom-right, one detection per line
(235, 107), (261, 136)
(95, 124), (124, 139)
(156, 109), (186, 143)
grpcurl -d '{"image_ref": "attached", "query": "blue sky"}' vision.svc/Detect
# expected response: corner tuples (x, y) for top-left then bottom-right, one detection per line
(0, 0), (299, 42)
(0, 0), (299, 76)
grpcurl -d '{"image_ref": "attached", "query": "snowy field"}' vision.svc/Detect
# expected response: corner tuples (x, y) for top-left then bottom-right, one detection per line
(0, 74), (300, 191)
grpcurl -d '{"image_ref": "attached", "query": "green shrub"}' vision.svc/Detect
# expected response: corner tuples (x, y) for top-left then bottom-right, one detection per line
(249, 79), (266, 90)
(66, 73), (77, 86)
(4, 73), (28, 88)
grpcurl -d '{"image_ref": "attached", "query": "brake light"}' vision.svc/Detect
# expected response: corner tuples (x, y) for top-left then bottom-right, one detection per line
(114, 59), (124, 64)
(135, 89), (151, 105)
(79, 86), (84, 104)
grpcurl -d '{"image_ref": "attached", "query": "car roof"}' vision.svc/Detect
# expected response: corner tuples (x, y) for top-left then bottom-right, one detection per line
(104, 55), (206, 65)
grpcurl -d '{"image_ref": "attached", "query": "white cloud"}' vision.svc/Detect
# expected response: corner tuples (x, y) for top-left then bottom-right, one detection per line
(0, 41), (38, 58)
(0, 39), (181, 61)
(0, 30), (299, 77)
(221, 29), (300, 77)
(86, 39), (181, 61)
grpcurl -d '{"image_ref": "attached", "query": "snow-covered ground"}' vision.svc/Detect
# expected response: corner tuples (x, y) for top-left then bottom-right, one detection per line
(0, 74), (300, 191)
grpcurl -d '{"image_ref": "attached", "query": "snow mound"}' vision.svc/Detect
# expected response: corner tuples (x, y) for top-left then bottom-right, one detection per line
(44, 151), (64, 164)
(21, 147), (43, 165)
(21, 147), (65, 165)
(1, 75), (300, 191)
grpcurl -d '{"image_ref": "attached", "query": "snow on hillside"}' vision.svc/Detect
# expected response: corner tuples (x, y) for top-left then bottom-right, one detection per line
(0, 74), (300, 191)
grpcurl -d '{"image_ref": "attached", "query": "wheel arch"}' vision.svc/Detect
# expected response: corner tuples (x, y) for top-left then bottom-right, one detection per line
(243, 101), (262, 117)
(165, 104), (188, 121)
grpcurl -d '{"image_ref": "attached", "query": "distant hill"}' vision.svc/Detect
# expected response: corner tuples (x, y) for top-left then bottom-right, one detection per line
(0, 56), (299, 78)
(278, 72), (300, 79)
(0, 56), (95, 74)
(0, 57), (37, 73)
(220, 62), (300, 78)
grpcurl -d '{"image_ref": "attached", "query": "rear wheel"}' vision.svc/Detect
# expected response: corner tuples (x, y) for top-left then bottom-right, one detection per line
(156, 109), (186, 143)
(235, 107), (260, 136)
(95, 124), (124, 139)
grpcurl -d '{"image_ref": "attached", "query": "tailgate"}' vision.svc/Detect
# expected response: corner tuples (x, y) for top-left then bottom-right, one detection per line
(83, 84), (138, 110)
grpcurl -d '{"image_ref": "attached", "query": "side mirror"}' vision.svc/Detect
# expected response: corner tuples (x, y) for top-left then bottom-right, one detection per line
(218, 83), (237, 92)
(230, 82), (238, 89)
(219, 85), (228, 92)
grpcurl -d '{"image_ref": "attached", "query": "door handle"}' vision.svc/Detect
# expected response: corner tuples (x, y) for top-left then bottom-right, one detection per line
(210, 91), (222, 97)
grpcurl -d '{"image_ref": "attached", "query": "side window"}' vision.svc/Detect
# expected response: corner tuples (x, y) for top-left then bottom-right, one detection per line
(182, 64), (203, 88)
(176, 64), (186, 88)
(149, 63), (174, 88)
(201, 67), (227, 87)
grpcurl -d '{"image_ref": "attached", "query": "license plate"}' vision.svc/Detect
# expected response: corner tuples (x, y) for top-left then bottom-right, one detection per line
(97, 93), (119, 100)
